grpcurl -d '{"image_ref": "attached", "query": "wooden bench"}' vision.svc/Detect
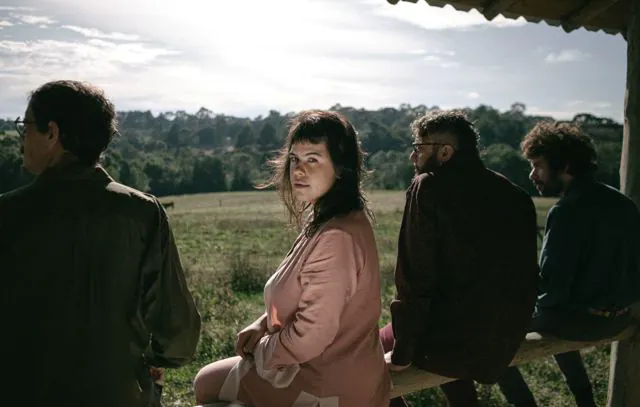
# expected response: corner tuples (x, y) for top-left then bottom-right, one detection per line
(390, 324), (639, 398)
(198, 323), (640, 406)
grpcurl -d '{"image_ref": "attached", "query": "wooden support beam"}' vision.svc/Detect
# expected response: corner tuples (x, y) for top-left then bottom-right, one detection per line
(482, 0), (518, 21)
(608, 1), (640, 405)
(562, 0), (623, 32)
(618, 0), (639, 203)
(390, 325), (637, 397)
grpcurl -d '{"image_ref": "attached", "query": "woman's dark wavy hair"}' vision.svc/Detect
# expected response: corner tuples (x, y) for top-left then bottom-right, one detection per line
(258, 109), (372, 236)
(521, 121), (598, 177)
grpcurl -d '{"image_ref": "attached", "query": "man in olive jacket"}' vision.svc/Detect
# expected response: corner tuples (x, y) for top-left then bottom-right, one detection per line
(0, 80), (201, 406)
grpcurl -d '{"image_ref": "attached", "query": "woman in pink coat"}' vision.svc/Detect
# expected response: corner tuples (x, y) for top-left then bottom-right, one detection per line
(193, 110), (390, 407)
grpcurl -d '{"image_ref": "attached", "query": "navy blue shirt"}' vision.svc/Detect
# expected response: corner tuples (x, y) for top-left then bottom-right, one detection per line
(537, 176), (640, 312)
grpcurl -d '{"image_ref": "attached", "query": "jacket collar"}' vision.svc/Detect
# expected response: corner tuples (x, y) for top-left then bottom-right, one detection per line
(561, 174), (597, 200)
(35, 158), (114, 185)
(436, 150), (485, 178)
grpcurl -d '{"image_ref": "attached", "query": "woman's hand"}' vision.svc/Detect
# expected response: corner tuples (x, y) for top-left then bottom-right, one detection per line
(236, 313), (268, 358)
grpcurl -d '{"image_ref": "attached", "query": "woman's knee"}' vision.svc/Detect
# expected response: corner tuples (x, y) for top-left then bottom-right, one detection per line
(193, 363), (226, 404)
(193, 364), (217, 404)
(193, 357), (240, 404)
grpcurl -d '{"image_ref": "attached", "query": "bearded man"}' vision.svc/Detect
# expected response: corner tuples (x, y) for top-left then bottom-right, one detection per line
(496, 122), (640, 407)
(379, 110), (540, 407)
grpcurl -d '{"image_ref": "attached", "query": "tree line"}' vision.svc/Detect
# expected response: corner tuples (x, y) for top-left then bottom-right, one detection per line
(0, 103), (623, 196)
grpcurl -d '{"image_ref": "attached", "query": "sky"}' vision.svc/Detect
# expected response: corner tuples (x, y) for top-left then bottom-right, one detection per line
(0, 0), (628, 121)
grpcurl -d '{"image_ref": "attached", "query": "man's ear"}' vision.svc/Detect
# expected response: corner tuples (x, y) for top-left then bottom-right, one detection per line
(438, 144), (456, 163)
(47, 121), (61, 142)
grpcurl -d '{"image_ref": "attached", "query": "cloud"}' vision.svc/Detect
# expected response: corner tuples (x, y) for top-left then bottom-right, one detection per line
(0, 20), (13, 28)
(423, 55), (460, 68)
(61, 25), (141, 41)
(1, 0), (445, 115)
(0, 0), (625, 121)
(0, 6), (35, 11)
(545, 49), (590, 64)
(528, 107), (577, 119)
(9, 13), (57, 25)
(369, 1), (527, 30)
(529, 99), (616, 120)
(407, 48), (456, 56)
(467, 92), (480, 99)
(0, 39), (179, 99)
(409, 48), (459, 68)
(566, 100), (613, 111)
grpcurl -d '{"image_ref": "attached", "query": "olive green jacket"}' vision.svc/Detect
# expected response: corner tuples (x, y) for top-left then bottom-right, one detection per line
(0, 162), (201, 406)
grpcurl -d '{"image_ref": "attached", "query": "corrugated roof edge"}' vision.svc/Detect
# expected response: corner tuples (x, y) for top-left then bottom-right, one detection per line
(387, 0), (625, 37)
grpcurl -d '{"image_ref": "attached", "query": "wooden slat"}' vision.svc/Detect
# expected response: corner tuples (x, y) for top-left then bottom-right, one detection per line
(390, 324), (638, 397)
(482, 0), (519, 21)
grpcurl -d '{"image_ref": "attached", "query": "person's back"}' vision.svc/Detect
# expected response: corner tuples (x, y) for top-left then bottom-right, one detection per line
(401, 157), (539, 382)
(0, 80), (201, 406)
(538, 179), (640, 315)
(385, 111), (539, 407)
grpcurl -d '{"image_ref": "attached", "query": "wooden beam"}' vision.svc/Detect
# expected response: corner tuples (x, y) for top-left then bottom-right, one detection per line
(562, 0), (623, 32)
(482, 0), (518, 21)
(390, 325), (637, 397)
(618, 0), (639, 202)
(608, 1), (640, 405)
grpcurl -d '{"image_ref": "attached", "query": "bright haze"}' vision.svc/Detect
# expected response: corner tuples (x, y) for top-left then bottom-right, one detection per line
(0, 0), (627, 120)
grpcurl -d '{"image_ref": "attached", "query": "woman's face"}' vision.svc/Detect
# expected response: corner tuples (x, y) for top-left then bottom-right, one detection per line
(288, 140), (336, 204)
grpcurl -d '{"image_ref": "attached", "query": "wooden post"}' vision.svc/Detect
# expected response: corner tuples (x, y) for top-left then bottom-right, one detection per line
(607, 1), (640, 406)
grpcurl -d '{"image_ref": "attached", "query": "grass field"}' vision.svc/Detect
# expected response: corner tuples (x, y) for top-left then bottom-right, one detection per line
(161, 190), (610, 407)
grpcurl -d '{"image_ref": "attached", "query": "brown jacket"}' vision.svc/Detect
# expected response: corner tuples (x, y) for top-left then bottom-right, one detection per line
(390, 154), (539, 384)
(0, 163), (201, 406)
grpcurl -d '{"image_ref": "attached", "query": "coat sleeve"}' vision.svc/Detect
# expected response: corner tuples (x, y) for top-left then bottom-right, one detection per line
(537, 204), (581, 309)
(137, 199), (202, 368)
(260, 228), (359, 369)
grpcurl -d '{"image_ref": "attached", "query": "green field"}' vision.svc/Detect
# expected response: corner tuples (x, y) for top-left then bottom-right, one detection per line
(161, 190), (609, 407)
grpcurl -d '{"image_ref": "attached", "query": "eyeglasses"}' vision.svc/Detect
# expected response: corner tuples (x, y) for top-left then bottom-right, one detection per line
(411, 142), (442, 154)
(14, 116), (36, 137)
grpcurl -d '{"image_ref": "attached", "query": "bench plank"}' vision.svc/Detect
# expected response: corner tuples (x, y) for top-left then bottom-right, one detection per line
(390, 325), (638, 397)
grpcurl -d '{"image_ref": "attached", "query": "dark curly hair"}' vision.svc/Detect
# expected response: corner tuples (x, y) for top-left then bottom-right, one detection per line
(521, 121), (598, 176)
(259, 110), (371, 236)
(410, 110), (480, 154)
(28, 80), (118, 165)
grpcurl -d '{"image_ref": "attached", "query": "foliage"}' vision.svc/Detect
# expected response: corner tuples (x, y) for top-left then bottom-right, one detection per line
(0, 104), (623, 196)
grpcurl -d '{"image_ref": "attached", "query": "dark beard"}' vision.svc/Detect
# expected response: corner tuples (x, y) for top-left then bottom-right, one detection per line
(415, 154), (441, 175)
(535, 174), (564, 197)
